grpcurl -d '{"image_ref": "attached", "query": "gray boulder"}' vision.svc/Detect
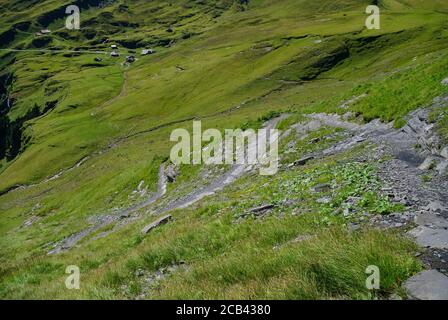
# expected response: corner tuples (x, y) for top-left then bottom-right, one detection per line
(166, 165), (179, 183)
(404, 270), (448, 300)
(436, 160), (448, 175)
(418, 156), (437, 171)
(312, 183), (332, 193)
(142, 215), (172, 234)
(423, 200), (446, 213)
(408, 226), (448, 249)
(415, 212), (448, 229)
(441, 147), (448, 159)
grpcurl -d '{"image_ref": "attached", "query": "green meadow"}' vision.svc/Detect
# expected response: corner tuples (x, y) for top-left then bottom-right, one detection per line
(0, 0), (447, 299)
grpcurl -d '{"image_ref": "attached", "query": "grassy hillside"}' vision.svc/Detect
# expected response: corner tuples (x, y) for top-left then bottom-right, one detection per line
(0, 0), (447, 299)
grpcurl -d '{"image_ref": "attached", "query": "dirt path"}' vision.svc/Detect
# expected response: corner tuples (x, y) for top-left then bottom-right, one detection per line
(286, 97), (448, 299)
(45, 92), (448, 298)
(48, 164), (167, 254)
(47, 116), (285, 253)
(3, 97), (261, 196)
(96, 70), (129, 111)
(154, 115), (286, 213)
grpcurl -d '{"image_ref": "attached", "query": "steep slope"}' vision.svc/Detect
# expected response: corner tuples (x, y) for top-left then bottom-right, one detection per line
(0, 0), (447, 299)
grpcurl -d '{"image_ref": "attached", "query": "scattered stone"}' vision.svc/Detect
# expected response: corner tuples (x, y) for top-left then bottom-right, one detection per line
(348, 223), (360, 232)
(141, 49), (155, 56)
(131, 263), (188, 298)
(441, 147), (448, 159)
(418, 156), (437, 171)
(399, 198), (412, 206)
(287, 141), (296, 149)
(135, 269), (145, 277)
(166, 164), (179, 183)
(408, 226), (448, 249)
(316, 196), (331, 204)
(293, 156), (315, 166)
(404, 270), (448, 300)
(436, 160), (448, 175)
(424, 200), (445, 214)
(142, 215), (172, 234)
(342, 112), (355, 121)
(345, 196), (361, 206)
(441, 78), (448, 86)
(130, 180), (148, 199)
(248, 204), (275, 214)
(312, 183), (332, 193)
(236, 204), (276, 221)
(23, 216), (39, 228)
(415, 213), (448, 229)
(282, 199), (295, 206)
(119, 212), (130, 219)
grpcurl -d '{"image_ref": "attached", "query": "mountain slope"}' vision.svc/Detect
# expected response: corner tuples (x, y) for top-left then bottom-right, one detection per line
(0, 0), (447, 299)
